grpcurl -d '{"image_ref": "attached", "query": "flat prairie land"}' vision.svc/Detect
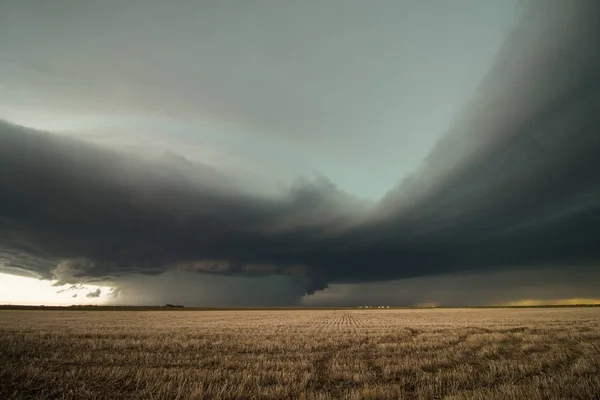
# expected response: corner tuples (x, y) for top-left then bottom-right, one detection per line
(1, 308), (599, 400)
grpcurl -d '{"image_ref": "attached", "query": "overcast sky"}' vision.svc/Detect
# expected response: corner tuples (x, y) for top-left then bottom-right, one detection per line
(0, 0), (521, 199)
(1, 0), (600, 307)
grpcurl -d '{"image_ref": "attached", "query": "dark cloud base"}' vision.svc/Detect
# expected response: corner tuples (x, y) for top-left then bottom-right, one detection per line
(304, 265), (600, 308)
(1, 0), (600, 302)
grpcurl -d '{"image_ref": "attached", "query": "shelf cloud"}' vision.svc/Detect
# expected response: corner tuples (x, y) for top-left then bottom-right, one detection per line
(1, 0), (599, 305)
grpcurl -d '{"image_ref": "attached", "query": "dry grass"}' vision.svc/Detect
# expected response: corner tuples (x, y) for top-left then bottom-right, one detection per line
(1, 308), (599, 399)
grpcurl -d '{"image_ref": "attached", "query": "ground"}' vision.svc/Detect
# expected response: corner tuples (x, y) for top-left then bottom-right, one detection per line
(1, 308), (599, 399)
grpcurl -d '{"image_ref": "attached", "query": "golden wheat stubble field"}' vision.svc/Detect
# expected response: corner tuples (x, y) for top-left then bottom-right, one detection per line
(1, 308), (600, 400)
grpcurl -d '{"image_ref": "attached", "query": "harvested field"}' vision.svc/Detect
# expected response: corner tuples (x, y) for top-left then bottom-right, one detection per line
(1, 308), (600, 399)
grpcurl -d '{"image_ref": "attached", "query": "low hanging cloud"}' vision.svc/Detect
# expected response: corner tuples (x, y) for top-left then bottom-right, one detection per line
(1, 0), (600, 304)
(86, 288), (102, 298)
(106, 272), (308, 308)
(303, 266), (600, 308)
(0, 121), (366, 294)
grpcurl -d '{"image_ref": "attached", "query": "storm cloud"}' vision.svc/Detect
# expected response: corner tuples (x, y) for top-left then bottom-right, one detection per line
(1, 0), (599, 304)
(86, 288), (102, 298)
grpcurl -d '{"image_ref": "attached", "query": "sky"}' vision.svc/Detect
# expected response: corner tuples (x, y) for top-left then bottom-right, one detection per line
(1, 0), (600, 307)
(0, 0), (522, 199)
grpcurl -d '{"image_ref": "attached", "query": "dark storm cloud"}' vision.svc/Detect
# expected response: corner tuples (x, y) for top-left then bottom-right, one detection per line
(0, 121), (366, 293)
(107, 272), (308, 307)
(304, 266), (600, 308)
(1, 0), (599, 297)
(316, 0), (600, 283)
(55, 284), (83, 293)
(86, 288), (101, 298)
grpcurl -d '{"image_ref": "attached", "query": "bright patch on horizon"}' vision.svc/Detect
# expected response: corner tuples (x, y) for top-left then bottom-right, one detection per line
(0, 273), (113, 306)
(500, 298), (600, 307)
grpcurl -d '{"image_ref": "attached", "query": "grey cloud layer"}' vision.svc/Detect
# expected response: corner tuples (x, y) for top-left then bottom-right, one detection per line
(0, 124), (365, 293)
(303, 265), (600, 307)
(1, 1), (599, 298)
(0, 0), (519, 199)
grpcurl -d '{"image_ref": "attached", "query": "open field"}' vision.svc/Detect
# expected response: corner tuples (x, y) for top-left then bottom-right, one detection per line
(1, 308), (599, 399)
